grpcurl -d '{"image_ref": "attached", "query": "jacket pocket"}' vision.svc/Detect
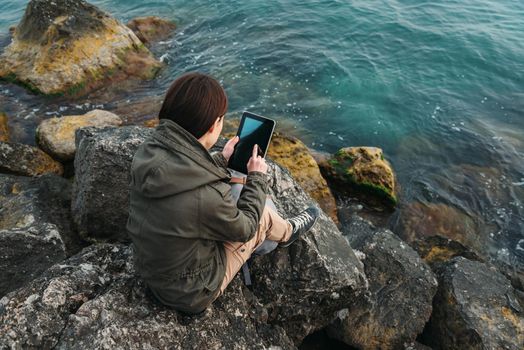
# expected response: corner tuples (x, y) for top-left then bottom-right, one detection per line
(208, 181), (232, 199)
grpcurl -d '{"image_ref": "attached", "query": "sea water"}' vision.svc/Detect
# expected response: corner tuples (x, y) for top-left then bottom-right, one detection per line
(1, 0), (523, 273)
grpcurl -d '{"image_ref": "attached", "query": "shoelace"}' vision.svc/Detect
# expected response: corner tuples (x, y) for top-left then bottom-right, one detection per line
(289, 211), (313, 232)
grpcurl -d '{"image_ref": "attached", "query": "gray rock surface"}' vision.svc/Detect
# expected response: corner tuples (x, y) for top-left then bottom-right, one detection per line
(327, 215), (438, 350)
(423, 257), (523, 350)
(0, 174), (83, 297)
(0, 244), (296, 349)
(0, 141), (63, 177)
(71, 126), (152, 242)
(245, 162), (368, 343)
(2, 186), (367, 349)
(36, 109), (123, 161)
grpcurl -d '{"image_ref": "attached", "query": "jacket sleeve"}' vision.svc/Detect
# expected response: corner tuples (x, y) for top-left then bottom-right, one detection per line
(211, 151), (229, 169)
(201, 171), (269, 243)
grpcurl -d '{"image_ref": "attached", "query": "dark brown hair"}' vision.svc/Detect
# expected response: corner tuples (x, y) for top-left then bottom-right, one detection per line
(158, 72), (228, 139)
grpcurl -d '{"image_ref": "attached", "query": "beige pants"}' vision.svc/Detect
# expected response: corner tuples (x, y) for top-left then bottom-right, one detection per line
(218, 205), (293, 295)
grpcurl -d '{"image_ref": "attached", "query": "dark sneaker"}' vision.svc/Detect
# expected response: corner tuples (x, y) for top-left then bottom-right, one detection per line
(279, 206), (320, 247)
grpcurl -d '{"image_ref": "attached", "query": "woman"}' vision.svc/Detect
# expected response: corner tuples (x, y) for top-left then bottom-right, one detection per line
(127, 72), (319, 314)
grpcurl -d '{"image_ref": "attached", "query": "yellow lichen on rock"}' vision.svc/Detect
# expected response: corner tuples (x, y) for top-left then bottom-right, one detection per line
(36, 110), (122, 161)
(143, 119), (160, 128)
(0, 0), (162, 96)
(0, 141), (63, 177)
(267, 133), (339, 224)
(0, 112), (9, 142)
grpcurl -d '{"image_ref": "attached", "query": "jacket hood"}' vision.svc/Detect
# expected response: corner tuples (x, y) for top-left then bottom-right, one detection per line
(131, 119), (230, 198)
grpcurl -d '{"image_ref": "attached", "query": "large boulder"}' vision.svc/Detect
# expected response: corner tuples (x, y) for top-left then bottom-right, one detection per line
(36, 109), (122, 161)
(245, 161), (366, 342)
(318, 146), (397, 208)
(2, 156), (368, 349)
(0, 174), (83, 297)
(0, 0), (162, 96)
(0, 244), (293, 349)
(126, 16), (176, 46)
(423, 257), (524, 349)
(69, 125), (367, 344)
(71, 126), (152, 242)
(0, 112), (8, 142)
(327, 215), (437, 349)
(0, 141), (63, 176)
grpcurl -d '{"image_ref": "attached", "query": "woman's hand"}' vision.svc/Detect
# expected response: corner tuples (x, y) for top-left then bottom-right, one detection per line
(247, 144), (268, 174)
(222, 136), (239, 162)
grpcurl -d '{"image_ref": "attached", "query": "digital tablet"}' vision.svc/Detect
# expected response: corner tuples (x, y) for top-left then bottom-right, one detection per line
(227, 111), (276, 175)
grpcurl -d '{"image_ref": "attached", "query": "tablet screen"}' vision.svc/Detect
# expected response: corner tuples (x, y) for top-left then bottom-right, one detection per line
(227, 112), (275, 175)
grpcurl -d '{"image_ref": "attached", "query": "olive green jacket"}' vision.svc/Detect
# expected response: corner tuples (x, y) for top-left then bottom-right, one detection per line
(127, 119), (268, 314)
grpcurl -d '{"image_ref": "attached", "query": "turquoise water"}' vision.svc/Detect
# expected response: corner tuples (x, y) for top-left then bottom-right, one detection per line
(1, 1), (523, 272)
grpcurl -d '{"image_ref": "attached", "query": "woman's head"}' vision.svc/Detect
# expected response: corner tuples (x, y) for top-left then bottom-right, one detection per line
(159, 72), (228, 140)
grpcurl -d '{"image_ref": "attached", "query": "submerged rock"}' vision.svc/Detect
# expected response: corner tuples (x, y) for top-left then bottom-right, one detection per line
(0, 112), (8, 142)
(0, 0), (162, 96)
(72, 126), (152, 242)
(318, 146), (397, 209)
(397, 201), (485, 254)
(423, 257), (524, 350)
(327, 215), (437, 350)
(36, 109), (122, 161)
(413, 235), (482, 267)
(0, 141), (63, 176)
(126, 16), (176, 45)
(0, 174), (83, 297)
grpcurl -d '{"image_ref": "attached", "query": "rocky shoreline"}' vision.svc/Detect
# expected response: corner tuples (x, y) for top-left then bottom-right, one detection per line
(0, 1), (522, 349)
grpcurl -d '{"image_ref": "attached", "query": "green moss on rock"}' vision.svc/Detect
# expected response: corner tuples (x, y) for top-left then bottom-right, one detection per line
(319, 146), (398, 209)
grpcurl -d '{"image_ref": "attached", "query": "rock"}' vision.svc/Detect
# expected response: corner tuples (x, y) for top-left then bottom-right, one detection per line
(318, 146), (397, 208)
(266, 132), (339, 224)
(0, 141), (63, 176)
(72, 126), (152, 242)
(69, 126), (367, 343)
(397, 202), (485, 254)
(36, 109), (122, 161)
(327, 215), (437, 350)
(126, 16), (176, 45)
(2, 165), (367, 348)
(143, 118), (160, 128)
(0, 244), (293, 349)
(0, 112), (8, 142)
(108, 94), (163, 125)
(422, 257), (524, 350)
(413, 235), (482, 267)
(0, 0), (162, 96)
(242, 160), (367, 343)
(0, 174), (83, 297)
